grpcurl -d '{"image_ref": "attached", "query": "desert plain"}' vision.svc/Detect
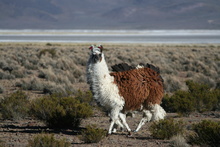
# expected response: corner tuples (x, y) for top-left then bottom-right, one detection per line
(0, 43), (220, 146)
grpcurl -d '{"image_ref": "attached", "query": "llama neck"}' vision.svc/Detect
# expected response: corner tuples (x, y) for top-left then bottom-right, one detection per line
(92, 56), (111, 80)
(88, 53), (125, 111)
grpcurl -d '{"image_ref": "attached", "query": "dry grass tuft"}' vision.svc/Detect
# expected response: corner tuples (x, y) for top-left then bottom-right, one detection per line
(0, 43), (219, 97)
(170, 134), (190, 147)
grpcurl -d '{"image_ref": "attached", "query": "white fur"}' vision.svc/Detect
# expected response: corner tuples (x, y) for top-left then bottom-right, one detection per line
(150, 104), (166, 121)
(87, 52), (130, 134)
(87, 45), (166, 134)
(90, 54), (125, 109)
(134, 104), (166, 132)
(136, 64), (144, 69)
(135, 110), (152, 132)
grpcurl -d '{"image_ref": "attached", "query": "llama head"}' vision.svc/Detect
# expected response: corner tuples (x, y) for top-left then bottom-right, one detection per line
(89, 45), (103, 63)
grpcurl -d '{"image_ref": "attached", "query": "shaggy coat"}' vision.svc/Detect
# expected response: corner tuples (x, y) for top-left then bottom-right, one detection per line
(87, 45), (166, 135)
(110, 67), (164, 111)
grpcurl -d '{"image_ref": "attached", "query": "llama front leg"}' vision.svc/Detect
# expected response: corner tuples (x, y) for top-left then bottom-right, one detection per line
(119, 113), (132, 135)
(134, 110), (152, 132)
(108, 120), (115, 135)
(112, 119), (125, 133)
(108, 107), (121, 135)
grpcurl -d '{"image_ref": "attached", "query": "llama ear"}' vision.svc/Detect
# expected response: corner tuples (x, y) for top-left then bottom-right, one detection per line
(98, 45), (103, 52)
(89, 45), (94, 50)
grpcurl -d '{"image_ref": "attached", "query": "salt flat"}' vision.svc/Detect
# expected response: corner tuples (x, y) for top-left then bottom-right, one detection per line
(0, 30), (220, 44)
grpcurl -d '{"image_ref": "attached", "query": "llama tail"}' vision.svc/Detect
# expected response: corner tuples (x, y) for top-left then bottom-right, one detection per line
(150, 104), (166, 121)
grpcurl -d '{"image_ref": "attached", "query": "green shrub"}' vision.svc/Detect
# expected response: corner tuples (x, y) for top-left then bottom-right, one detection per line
(162, 91), (196, 116)
(75, 90), (93, 104)
(0, 140), (5, 147)
(27, 133), (70, 147)
(149, 118), (185, 139)
(30, 95), (93, 129)
(19, 78), (44, 91)
(212, 88), (220, 110)
(46, 43), (53, 46)
(162, 80), (219, 116)
(0, 70), (15, 79)
(186, 80), (218, 112)
(0, 91), (30, 120)
(0, 84), (4, 93)
(11, 69), (25, 78)
(79, 125), (106, 143)
(189, 120), (220, 147)
(39, 49), (56, 58)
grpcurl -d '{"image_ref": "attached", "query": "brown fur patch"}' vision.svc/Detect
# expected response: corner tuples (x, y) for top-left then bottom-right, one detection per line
(110, 68), (164, 111)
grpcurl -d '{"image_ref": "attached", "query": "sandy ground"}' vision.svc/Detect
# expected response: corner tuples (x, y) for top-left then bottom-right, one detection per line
(1, 110), (220, 147)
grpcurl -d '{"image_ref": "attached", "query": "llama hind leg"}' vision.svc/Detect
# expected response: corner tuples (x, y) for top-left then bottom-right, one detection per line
(134, 110), (152, 132)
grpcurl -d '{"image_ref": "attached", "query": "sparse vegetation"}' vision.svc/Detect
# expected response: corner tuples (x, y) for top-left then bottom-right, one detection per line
(0, 140), (5, 147)
(39, 48), (56, 58)
(19, 77), (45, 91)
(0, 43), (219, 96)
(0, 90), (30, 120)
(188, 120), (220, 147)
(0, 69), (15, 79)
(149, 118), (185, 139)
(75, 90), (93, 104)
(0, 84), (4, 93)
(46, 43), (53, 46)
(0, 43), (220, 146)
(162, 80), (220, 116)
(170, 134), (189, 147)
(79, 125), (107, 143)
(30, 94), (93, 129)
(27, 133), (71, 147)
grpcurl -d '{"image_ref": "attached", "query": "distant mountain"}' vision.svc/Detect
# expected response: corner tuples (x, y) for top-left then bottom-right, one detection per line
(0, 0), (220, 29)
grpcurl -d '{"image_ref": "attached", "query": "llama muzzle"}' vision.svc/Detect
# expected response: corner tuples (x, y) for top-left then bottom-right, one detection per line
(92, 53), (102, 63)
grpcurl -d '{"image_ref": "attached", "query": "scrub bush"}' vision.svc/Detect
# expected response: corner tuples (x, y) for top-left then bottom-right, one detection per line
(149, 118), (185, 139)
(27, 133), (70, 147)
(39, 49), (56, 58)
(0, 91), (30, 120)
(0, 84), (4, 93)
(186, 80), (218, 112)
(75, 90), (93, 104)
(79, 125), (106, 143)
(189, 120), (220, 147)
(162, 80), (219, 116)
(30, 94), (93, 129)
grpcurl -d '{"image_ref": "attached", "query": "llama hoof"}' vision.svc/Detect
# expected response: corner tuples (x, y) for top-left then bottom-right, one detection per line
(133, 130), (138, 133)
(112, 128), (117, 133)
(126, 132), (132, 137)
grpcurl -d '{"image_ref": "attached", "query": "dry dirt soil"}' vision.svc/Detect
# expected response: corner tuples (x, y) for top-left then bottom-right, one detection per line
(1, 110), (220, 147)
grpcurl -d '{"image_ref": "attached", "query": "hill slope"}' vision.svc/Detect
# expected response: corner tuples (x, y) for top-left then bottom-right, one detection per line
(0, 0), (220, 29)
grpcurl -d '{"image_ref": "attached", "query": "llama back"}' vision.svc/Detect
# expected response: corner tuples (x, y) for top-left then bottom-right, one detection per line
(110, 67), (164, 111)
(111, 63), (160, 73)
(112, 63), (163, 82)
(111, 63), (135, 72)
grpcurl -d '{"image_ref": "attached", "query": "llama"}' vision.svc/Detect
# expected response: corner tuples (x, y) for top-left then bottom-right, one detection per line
(86, 45), (166, 135)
